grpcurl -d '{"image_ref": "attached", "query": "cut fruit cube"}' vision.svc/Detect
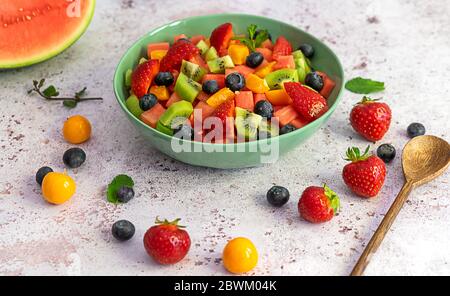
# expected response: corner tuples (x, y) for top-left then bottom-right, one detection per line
(174, 73), (202, 103)
(254, 93), (267, 105)
(261, 39), (273, 50)
(197, 91), (210, 102)
(235, 91), (254, 111)
(206, 88), (235, 108)
(316, 71), (336, 99)
(125, 95), (143, 118)
(190, 35), (206, 45)
(265, 89), (292, 105)
(174, 34), (188, 42)
(189, 54), (209, 71)
(204, 46), (219, 61)
(159, 100), (194, 129)
(196, 40), (209, 55)
(181, 60), (207, 82)
(140, 103), (166, 128)
(202, 74), (226, 89)
(290, 117), (308, 129)
(273, 105), (299, 126)
(166, 92), (182, 107)
(150, 50), (167, 61)
(207, 55), (235, 74)
(254, 61), (276, 78)
(245, 74), (270, 94)
(255, 48), (273, 62)
(273, 55), (296, 70)
(147, 42), (170, 58)
(150, 85), (170, 101)
(193, 101), (216, 124)
(225, 65), (255, 78)
(228, 44), (250, 65)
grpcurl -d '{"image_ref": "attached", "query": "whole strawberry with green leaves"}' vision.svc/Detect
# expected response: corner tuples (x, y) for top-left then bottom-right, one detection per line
(342, 146), (386, 198)
(298, 184), (340, 223)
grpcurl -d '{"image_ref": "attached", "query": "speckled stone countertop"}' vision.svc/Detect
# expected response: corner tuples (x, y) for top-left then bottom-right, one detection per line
(1, 0), (449, 276)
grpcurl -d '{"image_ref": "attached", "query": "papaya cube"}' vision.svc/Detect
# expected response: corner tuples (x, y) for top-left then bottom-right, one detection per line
(140, 103), (166, 128)
(206, 88), (235, 108)
(235, 91), (254, 111)
(150, 50), (167, 61)
(150, 86), (170, 101)
(228, 44), (250, 65)
(147, 42), (170, 58)
(245, 74), (270, 94)
(265, 89), (292, 105)
(274, 105), (299, 126)
(255, 48), (273, 62)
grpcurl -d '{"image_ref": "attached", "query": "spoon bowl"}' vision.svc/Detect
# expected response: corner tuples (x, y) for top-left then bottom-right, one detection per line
(402, 135), (450, 186)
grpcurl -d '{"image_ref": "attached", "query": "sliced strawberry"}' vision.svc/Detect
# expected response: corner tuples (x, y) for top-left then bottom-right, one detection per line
(212, 99), (235, 126)
(131, 59), (160, 98)
(210, 23), (234, 56)
(284, 82), (328, 122)
(272, 36), (292, 60)
(160, 39), (199, 72)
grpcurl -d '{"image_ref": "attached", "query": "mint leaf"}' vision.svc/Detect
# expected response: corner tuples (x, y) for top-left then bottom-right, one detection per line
(63, 100), (78, 108)
(107, 174), (134, 203)
(345, 77), (385, 94)
(254, 29), (269, 47)
(247, 24), (257, 40)
(43, 85), (59, 97)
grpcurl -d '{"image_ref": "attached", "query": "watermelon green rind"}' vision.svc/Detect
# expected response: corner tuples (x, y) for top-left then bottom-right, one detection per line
(0, 0), (96, 69)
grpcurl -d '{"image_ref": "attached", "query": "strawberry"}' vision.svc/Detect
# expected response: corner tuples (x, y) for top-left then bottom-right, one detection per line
(342, 146), (386, 198)
(272, 36), (292, 60)
(160, 39), (199, 72)
(131, 59), (160, 98)
(350, 97), (392, 142)
(143, 218), (191, 265)
(212, 99), (235, 126)
(210, 23), (234, 56)
(298, 185), (340, 223)
(284, 82), (328, 122)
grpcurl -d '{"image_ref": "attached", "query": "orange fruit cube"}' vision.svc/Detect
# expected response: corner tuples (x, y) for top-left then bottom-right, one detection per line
(245, 74), (270, 94)
(228, 44), (250, 65)
(206, 88), (235, 108)
(150, 85), (170, 101)
(265, 89), (292, 105)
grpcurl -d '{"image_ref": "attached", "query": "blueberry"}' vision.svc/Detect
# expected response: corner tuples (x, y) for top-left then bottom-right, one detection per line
(117, 186), (135, 203)
(173, 124), (194, 140)
(254, 100), (273, 119)
(267, 186), (290, 207)
(202, 80), (220, 95)
(225, 73), (245, 92)
(154, 72), (174, 86)
(298, 43), (315, 58)
(256, 29), (272, 41)
(305, 72), (324, 92)
(279, 124), (297, 135)
(112, 220), (135, 241)
(36, 166), (53, 185)
(407, 123), (426, 138)
(139, 94), (157, 111)
(246, 52), (264, 68)
(63, 148), (86, 168)
(377, 144), (396, 163)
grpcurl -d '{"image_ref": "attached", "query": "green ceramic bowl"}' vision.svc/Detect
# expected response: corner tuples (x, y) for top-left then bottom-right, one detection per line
(113, 14), (344, 169)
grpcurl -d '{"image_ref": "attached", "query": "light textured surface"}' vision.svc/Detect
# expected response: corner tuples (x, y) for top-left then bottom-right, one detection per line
(1, 0), (449, 276)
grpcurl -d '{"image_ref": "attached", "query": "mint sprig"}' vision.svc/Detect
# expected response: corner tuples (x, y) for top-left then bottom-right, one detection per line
(28, 79), (103, 108)
(106, 174), (134, 204)
(233, 24), (269, 51)
(345, 77), (385, 94)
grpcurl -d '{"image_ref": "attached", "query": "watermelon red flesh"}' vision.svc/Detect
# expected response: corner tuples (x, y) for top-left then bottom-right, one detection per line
(0, 0), (95, 69)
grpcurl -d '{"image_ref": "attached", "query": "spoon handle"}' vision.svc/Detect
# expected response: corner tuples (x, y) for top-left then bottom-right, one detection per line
(350, 181), (414, 276)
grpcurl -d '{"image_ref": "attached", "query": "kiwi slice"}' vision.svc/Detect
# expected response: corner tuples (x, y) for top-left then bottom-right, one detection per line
(125, 69), (132, 88)
(265, 69), (299, 89)
(204, 46), (219, 61)
(174, 73), (202, 102)
(159, 100), (194, 129)
(156, 121), (174, 136)
(258, 120), (279, 139)
(292, 50), (311, 83)
(207, 55), (235, 74)
(196, 40), (209, 55)
(125, 95), (143, 118)
(181, 60), (207, 82)
(235, 107), (263, 140)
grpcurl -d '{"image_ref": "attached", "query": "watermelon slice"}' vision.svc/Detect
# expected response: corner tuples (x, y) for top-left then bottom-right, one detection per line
(0, 0), (96, 69)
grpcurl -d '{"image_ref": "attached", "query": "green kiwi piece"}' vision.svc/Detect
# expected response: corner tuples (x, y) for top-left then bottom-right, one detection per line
(156, 121), (174, 136)
(204, 46), (219, 61)
(196, 40), (210, 55)
(292, 50), (311, 83)
(159, 100), (194, 129)
(125, 69), (132, 88)
(181, 60), (207, 82)
(235, 107), (263, 140)
(174, 73), (202, 102)
(207, 55), (235, 74)
(139, 57), (148, 64)
(265, 69), (299, 89)
(125, 94), (143, 118)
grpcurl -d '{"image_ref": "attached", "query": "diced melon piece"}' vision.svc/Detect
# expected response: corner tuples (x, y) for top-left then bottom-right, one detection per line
(140, 103), (166, 128)
(206, 88), (235, 108)
(228, 44), (250, 65)
(254, 93), (267, 105)
(197, 91), (210, 102)
(254, 61), (276, 78)
(316, 71), (336, 99)
(255, 48), (273, 62)
(265, 89), (292, 105)
(166, 92), (182, 107)
(147, 42), (170, 58)
(273, 55), (296, 70)
(150, 85), (170, 101)
(235, 91), (254, 111)
(261, 39), (273, 50)
(274, 105), (299, 126)
(193, 101), (216, 123)
(226, 65), (255, 78)
(189, 54), (209, 71)
(290, 117), (308, 129)
(202, 74), (225, 89)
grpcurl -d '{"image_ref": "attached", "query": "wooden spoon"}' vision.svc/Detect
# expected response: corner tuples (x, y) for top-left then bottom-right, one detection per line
(351, 135), (450, 276)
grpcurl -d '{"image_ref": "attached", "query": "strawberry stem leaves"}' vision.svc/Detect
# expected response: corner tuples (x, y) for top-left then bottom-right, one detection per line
(155, 217), (186, 228)
(323, 184), (340, 214)
(345, 146), (371, 162)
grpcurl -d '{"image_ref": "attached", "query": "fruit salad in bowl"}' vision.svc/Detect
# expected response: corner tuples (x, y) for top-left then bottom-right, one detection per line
(114, 14), (344, 168)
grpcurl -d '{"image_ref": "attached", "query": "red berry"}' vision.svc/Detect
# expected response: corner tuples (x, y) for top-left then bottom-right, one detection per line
(350, 97), (392, 142)
(284, 82), (328, 122)
(212, 99), (235, 125)
(143, 218), (191, 265)
(298, 185), (340, 223)
(342, 146), (386, 198)
(210, 23), (234, 56)
(131, 59), (160, 99)
(160, 39), (199, 72)
(272, 36), (292, 60)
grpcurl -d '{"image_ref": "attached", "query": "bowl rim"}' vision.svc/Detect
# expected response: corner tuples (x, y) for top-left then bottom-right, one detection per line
(113, 13), (345, 148)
